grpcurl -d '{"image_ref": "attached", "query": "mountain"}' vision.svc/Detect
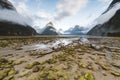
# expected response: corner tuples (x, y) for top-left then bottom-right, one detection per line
(39, 22), (59, 35)
(64, 25), (87, 35)
(103, 0), (120, 13)
(108, 0), (120, 9)
(0, 0), (37, 36)
(0, 0), (16, 10)
(88, 0), (120, 37)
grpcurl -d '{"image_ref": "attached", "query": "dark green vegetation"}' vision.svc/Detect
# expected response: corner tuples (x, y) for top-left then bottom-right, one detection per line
(0, 36), (66, 48)
(0, 22), (37, 36)
(0, 58), (18, 80)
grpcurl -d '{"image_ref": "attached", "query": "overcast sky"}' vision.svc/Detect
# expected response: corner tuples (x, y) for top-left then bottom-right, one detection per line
(9, 0), (112, 31)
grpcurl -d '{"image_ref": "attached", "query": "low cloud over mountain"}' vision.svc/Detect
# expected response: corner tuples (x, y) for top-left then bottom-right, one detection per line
(0, 0), (37, 36)
(88, 0), (120, 36)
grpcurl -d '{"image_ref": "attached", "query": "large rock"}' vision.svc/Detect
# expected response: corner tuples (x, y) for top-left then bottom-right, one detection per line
(88, 0), (120, 37)
(39, 22), (59, 35)
(0, 0), (37, 36)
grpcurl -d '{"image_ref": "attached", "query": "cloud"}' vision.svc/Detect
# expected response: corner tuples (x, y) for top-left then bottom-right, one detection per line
(8, 0), (89, 29)
(98, 0), (112, 2)
(0, 9), (32, 26)
(8, 0), (14, 3)
(15, 2), (29, 15)
(0, 0), (32, 26)
(54, 0), (89, 21)
(36, 11), (53, 20)
(7, 0), (52, 28)
(14, 0), (52, 22)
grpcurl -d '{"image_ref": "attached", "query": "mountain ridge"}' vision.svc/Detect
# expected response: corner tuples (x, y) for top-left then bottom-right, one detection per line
(0, 0), (37, 36)
(39, 22), (59, 35)
(87, 0), (120, 37)
(64, 25), (87, 35)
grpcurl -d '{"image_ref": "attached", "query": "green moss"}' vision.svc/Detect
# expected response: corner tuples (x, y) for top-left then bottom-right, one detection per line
(78, 62), (87, 68)
(39, 71), (49, 78)
(112, 63), (120, 68)
(14, 60), (25, 65)
(25, 64), (33, 69)
(74, 74), (80, 80)
(29, 52), (46, 57)
(39, 65), (45, 71)
(45, 58), (57, 64)
(0, 71), (8, 80)
(100, 64), (110, 70)
(87, 65), (93, 70)
(63, 75), (68, 80)
(38, 70), (69, 80)
(19, 71), (31, 78)
(56, 71), (64, 77)
(38, 52), (46, 57)
(84, 73), (94, 80)
(32, 66), (40, 72)
(32, 61), (40, 66)
(79, 73), (94, 80)
(0, 58), (14, 69)
(30, 77), (40, 80)
(8, 70), (17, 75)
(63, 47), (77, 55)
(0, 37), (56, 48)
(4, 64), (13, 68)
(47, 73), (57, 80)
(0, 41), (9, 47)
(5, 75), (14, 80)
(25, 61), (40, 69)
(0, 58), (8, 63)
(111, 70), (120, 76)
(79, 77), (86, 80)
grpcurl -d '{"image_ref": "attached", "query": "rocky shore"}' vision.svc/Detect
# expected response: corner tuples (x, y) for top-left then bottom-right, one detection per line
(0, 37), (120, 80)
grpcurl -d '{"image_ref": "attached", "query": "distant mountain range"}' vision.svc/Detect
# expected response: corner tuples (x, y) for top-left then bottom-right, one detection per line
(88, 0), (120, 37)
(39, 22), (60, 35)
(64, 25), (88, 35)
(1, 0), (120, 36)
(0, 0), (37, 36)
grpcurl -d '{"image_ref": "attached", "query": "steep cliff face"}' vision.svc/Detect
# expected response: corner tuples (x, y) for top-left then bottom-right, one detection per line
(39, 22), (59, 35)
(88, 0), (120, 37)
(0, 22), (36, 36)
(0, 0), (37, 36)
